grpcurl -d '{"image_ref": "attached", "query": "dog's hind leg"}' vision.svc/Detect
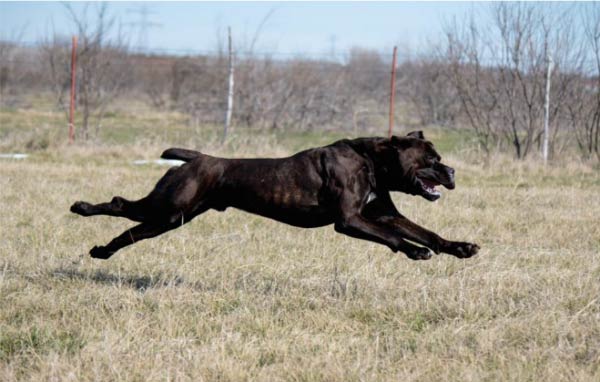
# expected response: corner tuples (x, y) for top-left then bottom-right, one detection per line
(70, 196), (149, 222)
(87, 205), (210, 259)
(71, 165), (188, 222)
(88, 221), (179, 259)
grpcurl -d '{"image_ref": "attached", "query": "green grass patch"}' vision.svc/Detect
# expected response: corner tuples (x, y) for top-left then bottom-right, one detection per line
(0, 327), (85, 362)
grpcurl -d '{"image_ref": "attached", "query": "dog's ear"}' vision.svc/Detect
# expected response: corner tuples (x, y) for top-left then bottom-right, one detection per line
(389, 135), (412, 149)
(389, 135), (403, 146)
(390, 135), (400, 144)
(407, 131), (425, 140)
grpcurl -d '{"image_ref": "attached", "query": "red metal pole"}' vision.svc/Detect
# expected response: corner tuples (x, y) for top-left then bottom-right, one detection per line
(69, 36), (77, 144)
(388, 46), (398, 138)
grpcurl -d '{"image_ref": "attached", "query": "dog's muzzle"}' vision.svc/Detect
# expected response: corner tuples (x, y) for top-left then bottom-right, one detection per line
(415, 164), (455, 201)
(444, 166), (455, 189)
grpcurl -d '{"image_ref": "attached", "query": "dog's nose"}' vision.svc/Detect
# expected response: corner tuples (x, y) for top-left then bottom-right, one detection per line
(445, 167), (456, 189)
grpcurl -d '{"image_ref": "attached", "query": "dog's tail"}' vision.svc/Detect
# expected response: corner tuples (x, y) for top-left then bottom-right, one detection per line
(161, 148), (202, 162)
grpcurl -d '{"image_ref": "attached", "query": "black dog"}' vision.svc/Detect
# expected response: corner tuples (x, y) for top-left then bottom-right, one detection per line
(71, 131), (479, 260)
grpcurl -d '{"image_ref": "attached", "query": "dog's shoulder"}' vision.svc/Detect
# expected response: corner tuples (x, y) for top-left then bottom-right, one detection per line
(314, 138), (379, 190)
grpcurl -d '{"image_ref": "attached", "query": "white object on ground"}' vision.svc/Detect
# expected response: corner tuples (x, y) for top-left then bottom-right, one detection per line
(0, 153), (28, 159)
(132, 159), (184, 166)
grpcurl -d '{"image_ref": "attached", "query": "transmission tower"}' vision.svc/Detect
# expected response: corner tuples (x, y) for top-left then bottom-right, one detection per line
(127, 3), (161, 53)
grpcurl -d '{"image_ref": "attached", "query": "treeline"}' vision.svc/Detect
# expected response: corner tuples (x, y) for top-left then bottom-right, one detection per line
(0, 3), (598, 160)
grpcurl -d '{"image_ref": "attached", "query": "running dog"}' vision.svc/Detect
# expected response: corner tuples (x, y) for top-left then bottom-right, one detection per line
(70, 131), (480, 260)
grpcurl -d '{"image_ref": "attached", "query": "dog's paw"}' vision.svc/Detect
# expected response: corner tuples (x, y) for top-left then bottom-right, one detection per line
(406, 247), (433, 261)
(70, 201), (92, 216)
(448, 242), (480, 259)
(90, 246), (113, 260)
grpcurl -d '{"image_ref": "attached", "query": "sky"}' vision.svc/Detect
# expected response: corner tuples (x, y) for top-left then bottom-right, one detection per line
(0, 1), (592, 61)
(0, 1), (483, 59)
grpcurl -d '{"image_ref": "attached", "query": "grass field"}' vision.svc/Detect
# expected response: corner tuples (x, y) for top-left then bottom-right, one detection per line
(1, 105), (599, 381)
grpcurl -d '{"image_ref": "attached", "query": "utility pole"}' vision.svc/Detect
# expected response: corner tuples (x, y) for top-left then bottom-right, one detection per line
(329, 34), (337, 61)
(69, 36), (77, 144)
(543, 52), (553, 165)
(223, 26), (234, 143)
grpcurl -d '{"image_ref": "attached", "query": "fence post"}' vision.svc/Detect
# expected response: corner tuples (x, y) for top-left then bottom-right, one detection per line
(543, 52), (553, 164)
(223, 26), (234, 144)
(388, 46), (398, 138)
(69, 35), (77, 144)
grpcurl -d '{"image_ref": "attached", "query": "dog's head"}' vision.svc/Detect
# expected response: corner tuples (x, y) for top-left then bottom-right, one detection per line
(378, 131), (455, 201)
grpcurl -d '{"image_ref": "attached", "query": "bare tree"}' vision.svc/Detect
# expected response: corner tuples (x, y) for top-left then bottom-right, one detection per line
(41, 3), (131, 140)
(444, 15), (499, 154)
(444, 3), (588, 159)
(121, 53), (177, 110)
(0, 26), (29, 106)
(569, 3), (600, 159)
(400, 57), (459, 127)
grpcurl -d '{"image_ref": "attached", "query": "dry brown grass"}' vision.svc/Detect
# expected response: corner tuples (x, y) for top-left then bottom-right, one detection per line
(1, 135), (599, 381)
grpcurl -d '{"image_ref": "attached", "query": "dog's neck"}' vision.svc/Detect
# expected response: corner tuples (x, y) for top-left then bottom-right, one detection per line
(346, 137), (401, 187)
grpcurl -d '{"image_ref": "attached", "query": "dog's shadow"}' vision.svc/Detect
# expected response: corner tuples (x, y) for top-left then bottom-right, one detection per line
(51, 267), (189, 292)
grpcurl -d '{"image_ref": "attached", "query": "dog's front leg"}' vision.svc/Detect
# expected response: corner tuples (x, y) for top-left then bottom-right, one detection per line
(330, 175), (434, 259)
(377, 215), (479, 259)
(334, 214), (400, 251)
(362, 193), (479, 259)
(334, 215), (433, 260)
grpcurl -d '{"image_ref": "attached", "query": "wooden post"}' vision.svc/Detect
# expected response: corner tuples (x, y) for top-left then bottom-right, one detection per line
(543, 52), (553, 164)
(388, 46), (398, 138)
(223, 26), (234, 144)
(69, 36), (78, 144)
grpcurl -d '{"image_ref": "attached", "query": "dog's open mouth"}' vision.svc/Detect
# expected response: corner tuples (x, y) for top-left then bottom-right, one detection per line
(417, 177), (442, 201)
